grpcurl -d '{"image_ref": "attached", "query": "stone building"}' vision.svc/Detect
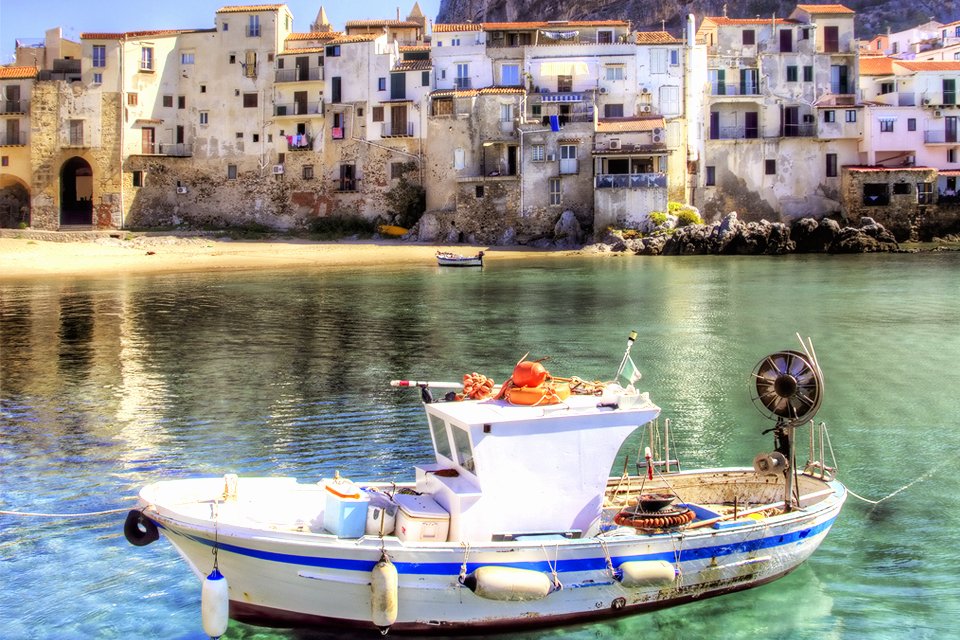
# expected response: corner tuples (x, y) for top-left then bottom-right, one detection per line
(0, 66), (37, 227)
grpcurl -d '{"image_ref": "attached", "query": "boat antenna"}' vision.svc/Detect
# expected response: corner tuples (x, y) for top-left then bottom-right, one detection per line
(614, 330), (639, 382)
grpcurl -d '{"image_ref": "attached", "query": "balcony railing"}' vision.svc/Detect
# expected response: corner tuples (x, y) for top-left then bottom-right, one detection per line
(0, 99), (28, 114)
(710, 83), (761, 97)
(157, 143), (192, 157)
(782, 124), (815, 137)
(924, 130), (959, 144)
(381, 121), (414, 137)
(830, 82), (852, 95)
(527, 110), (595, 125)
(275, 101), (323, 116)
(453, 77), (472, 90)
(0, 132), (27, 146)
(710, 126), (760, 140)
(275, 67), (323, 83)
(595, 173), (667, 189)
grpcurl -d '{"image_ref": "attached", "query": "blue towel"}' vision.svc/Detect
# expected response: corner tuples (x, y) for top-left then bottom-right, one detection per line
(549, 115), (560, 132)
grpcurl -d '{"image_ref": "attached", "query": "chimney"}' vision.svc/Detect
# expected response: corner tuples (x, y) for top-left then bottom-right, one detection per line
(687, 14), (696, 48)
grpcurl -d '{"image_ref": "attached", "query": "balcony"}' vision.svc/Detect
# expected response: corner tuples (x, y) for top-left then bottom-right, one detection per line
(0, 99), (28, 115)
(286, 133), (313, 150)
(782, 124), (815, 138)
(453, 77), (472, 90)
(381, 121), (414, 137)
(924, 130), (959, 144)
(710, 126), (760, 140)
(0, 132), (27, 146)
(527, 109), (595, 125)
(710, 83), (761, 97)
(595, 173), (666, 189)
(275, 67), (323, 83)
(829, 82), (853, 95)
(275, 101), (323, 117)
(157, 143), (192, 157)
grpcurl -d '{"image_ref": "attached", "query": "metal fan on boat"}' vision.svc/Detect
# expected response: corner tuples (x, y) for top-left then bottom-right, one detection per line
(750, 347), (823, 426)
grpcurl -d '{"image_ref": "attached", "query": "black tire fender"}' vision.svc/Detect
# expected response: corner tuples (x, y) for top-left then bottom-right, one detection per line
(123, 510), (159, 546)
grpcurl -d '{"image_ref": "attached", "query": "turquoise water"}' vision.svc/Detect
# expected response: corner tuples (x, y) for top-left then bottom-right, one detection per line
(1, 253), (959, 639)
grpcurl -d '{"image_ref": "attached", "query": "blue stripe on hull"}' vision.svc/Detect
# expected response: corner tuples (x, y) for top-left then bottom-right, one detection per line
(160, 514), (837, 576)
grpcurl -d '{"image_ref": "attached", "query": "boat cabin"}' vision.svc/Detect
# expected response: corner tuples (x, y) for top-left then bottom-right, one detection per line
(416, 393), (661, 542)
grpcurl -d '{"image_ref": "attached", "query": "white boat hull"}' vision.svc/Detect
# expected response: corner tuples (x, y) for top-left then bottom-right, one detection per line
(137, 470), (845, 633)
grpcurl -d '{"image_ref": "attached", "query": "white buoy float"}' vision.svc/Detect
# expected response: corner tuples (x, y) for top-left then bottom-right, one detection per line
(201, 567), (229, 638)
(617, 560), (676, 588)
(371, 552), (399, 631)
(462, 566), (553, 601)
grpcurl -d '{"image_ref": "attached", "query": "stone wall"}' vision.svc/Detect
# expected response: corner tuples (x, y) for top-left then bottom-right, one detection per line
(840, 166), (938, 241)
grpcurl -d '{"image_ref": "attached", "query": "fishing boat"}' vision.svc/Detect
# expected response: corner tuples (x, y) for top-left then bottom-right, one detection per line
(123, 334), (845, 637)
(436, 250), (484, 267)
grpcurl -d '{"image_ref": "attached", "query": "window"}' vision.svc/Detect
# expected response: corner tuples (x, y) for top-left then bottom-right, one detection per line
(162, 95), (173, 108)
(780, 29), (793, 52)
(604, 104), (624, 118)
(450, 426), (475, 473)
(235, 132), (244, 139)
(1, 156), (7, 167)
(918, 182), (934, 204)
(786, 66), (798, 82)
(742, 29), (755, 45)
(229, 54), (236, 64)
(892, 183), (911, 195)
(200, 85), (207, 93)
(199, 111), (209, 125)
(378, 77), (386, 91)
(824, 110), (835, 123)
(244, 51), (257, 78)
(69, 120), (84, 145)
(598, 30), (614, 44)
(339, 164), (356, 191)
(880, 119), (894, 133)
(670, 49), (680, 66)
(803, 66), (813, 82)
(863, 183), (888, 206)
(222, 21), (229, 31)
(880, 82), (894, 94)
(605, 65), (624, 81)
(92, 45), (106, 68)
(501, 63), (520, 85)
(475, 185), (484, 198)
(557, 75), (572, 92)
(422, 70), (430, 86)
(823, 26), (839, 52)
(93, 73), (102, 84)
(500, 104), (513, 122)
(227, 164), (237, 180)
(908, 118), (916, 131)
(428, 414), (452, 460)
(706, 165), (716, 186)
(127, 93), (138, 106)
(531, 144), (544, 161)
(140, 47), (153, 71)
(846, 110), (857, 123)
(950, 149), (957, 163)
(178, 96), (186, 109)
(181, 51), (195, 65)
(325, 45), (340, 57)
(549, 177), (561, 205)
(826, 153), (838, 177)
(331, 76), (341, 103)
(651, 49), (668, 74)
(765, 159), (776, 175)
(302, 165), (314, 180)
(132, 171), (143, 187)
(560, 145), (576, 160)
(372, 106), (384, 122)
(391, 162), (405, 179)
(455, 63), (469, 89)
(248, 15), (260, 37)
(451, 37), (461, 46)
(243, 93), (258, 108)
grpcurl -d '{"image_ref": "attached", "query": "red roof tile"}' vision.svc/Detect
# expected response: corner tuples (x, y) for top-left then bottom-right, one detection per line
(636, 31), (682, 45)
(81, 29), (212, 40)
(346, 20), (420, 28)
(394, 59), (431, 72)
(0, 66), (39, 79)
(859, 56), (894, 76)
(795, 4), (855, 15)
(596, 117), (665, 133)
(285, 31), (342, 42)
(216, 4), (285, 13)
(895, 60), (960, 72)
(432, 23), (484, 33)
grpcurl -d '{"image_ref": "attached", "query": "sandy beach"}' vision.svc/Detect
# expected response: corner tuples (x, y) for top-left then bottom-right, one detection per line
(0, 231), (584, 279)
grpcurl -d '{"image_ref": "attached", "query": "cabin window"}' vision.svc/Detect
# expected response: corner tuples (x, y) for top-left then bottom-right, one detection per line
(429, 414), (453, 460)
(450, 425), (475, 472)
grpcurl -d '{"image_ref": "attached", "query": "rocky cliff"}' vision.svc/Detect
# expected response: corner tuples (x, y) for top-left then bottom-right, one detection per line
(436, 0), (960, 40)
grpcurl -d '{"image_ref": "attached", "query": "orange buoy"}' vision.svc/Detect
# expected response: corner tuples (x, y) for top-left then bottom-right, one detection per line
(511, 360), (548, 388)
(505, 382), (571, 406)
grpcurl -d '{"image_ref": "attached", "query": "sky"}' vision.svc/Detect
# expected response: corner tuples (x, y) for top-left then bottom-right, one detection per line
(0, 0), (441, 64)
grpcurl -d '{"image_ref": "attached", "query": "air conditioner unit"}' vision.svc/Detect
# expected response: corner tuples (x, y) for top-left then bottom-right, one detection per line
(653, 134), (664, 143)
(547, 153), (557, 161)
(176, 186), (188, 194)
(609, 139), (621, 150)
(640, 105), (652, 113)
(934, 110), (943, 117)
(641, 87), (649, 94)
(653, 127), (664, 136)
(599, 87), (608, 94)
(273, 164), (285, 174)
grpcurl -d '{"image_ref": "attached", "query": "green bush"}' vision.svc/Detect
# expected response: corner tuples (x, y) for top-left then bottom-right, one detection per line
(675, 208), (703, 228)
(308, 214), (377, 239)
(648, 211), (667, 227)
(667, 201), (683, 214)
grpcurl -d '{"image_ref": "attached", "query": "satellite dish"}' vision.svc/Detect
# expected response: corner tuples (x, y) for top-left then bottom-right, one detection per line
(750, 349), (823, 425)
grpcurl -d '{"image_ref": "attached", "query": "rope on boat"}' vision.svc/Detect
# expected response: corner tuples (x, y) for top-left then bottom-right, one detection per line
(0, 506), (132, 518)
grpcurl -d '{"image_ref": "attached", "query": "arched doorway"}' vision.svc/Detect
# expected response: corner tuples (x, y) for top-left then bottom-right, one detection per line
(0, 175), (30, 228)
(60, 157), (94, 226)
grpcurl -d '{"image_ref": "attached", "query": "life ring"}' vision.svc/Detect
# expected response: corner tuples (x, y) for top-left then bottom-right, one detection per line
(124, 509), (160, 546)
(613, 507), (695, 531)
(505, 382), (571, 406)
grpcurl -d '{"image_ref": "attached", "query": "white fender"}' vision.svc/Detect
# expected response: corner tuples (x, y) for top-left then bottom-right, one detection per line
(201, 568), (229, 638)
(371, 555), (399, 629)
(617, 560), (676, 588)
(463, 566), (553, 601)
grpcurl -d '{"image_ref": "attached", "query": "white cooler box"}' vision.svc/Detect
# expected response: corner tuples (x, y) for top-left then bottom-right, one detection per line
(394, 493), (450, 542)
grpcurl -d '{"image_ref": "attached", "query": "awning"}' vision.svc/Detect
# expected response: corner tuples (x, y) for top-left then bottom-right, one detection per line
(539, 61), (590, 76)
(541, 93), (583, 102)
